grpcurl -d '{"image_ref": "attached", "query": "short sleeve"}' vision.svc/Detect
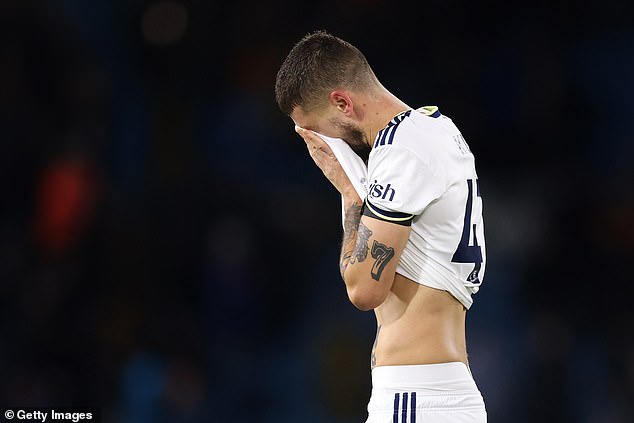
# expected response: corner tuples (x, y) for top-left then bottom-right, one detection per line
(366, 146), (444, 218)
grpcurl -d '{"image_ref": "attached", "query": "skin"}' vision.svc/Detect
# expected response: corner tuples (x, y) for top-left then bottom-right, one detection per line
(292, 83), (468, 368)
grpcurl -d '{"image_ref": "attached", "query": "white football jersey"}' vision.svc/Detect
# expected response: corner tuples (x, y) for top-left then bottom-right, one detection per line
(363, 107), (485, 309)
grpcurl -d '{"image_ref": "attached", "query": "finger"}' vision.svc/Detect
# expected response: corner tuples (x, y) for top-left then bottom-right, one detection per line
(311, 152), (339, 174)
(296, 127), (315, 146)
(295, 125), (309, 141)
(307, 147), (328, 168)
(304, 131), (328, 149)
(306, 142), (337, 166)
(296, 127), (330, 150)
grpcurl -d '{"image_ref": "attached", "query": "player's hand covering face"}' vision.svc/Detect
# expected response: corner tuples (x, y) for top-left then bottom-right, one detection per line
(296, 126), (360, 201)
(296, 124), (410, 312)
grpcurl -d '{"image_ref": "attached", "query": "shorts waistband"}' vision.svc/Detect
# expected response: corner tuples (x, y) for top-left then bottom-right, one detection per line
(371, 362), (478, 391)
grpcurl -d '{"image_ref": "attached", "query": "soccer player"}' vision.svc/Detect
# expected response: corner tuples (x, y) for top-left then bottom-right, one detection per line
(275, 31), (487, 422)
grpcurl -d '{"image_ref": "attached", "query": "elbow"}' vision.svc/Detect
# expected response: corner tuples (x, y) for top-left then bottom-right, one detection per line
(346, 285), (386, 311)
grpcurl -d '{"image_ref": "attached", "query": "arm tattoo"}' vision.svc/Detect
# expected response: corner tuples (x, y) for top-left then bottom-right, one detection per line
(370, 240), (395, 281)
(339, 201), (363, 277)
(371, 324), (381, 369)
(342, 202), (363, 246)
(351, 221), (372, 264)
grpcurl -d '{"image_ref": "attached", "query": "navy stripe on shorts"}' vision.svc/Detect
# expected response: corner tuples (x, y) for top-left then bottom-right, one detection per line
(392, 392), (417, 423)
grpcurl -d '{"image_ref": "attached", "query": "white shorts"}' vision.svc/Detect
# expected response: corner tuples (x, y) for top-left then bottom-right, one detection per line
(365, 362), (487, 423)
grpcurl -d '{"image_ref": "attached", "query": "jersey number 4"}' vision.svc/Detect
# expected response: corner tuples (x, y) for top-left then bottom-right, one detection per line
(451, 179), (482, 283)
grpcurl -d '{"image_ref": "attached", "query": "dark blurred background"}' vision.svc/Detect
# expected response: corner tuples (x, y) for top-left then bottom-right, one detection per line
(1, 0), (633, 421)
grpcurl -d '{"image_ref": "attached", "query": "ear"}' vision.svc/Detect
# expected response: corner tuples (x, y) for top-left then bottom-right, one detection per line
(328, 90), (354, 116)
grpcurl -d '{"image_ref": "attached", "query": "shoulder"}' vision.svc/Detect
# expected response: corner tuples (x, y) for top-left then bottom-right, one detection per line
(375, 106), (452, 145)
(369, 108), (441, 166)
(372, 107), (468, 161)
(368, 107), (470, 193)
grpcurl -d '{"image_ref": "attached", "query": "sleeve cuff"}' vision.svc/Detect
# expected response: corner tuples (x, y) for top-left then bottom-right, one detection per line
(362, 199), (414, 226)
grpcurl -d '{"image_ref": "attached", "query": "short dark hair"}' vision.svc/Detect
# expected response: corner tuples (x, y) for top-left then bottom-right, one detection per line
(275, 30), (377, 115)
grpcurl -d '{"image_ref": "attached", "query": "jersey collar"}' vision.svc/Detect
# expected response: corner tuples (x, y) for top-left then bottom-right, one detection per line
(372, 109), (413, 148)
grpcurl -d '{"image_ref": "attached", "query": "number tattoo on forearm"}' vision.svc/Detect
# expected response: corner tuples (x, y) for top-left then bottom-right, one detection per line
(370, 240), (395, 281)
(339, 202), (396, 282)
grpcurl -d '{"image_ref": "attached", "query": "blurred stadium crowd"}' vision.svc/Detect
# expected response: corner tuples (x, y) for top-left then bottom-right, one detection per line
(0, 0), (632, 422)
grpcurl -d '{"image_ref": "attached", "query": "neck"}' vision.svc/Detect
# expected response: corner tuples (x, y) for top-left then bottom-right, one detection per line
(361, 87), (411, 146)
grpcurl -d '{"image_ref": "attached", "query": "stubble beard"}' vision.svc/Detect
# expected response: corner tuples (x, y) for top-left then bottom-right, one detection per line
(331, 119), (371, 162)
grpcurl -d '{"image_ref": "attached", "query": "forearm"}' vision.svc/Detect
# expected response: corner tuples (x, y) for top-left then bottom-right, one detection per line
(291, 127), (397, 307)
(338, 196), (387, 311)
(339, 196), (365, 278)
(338, 198), (411, 311)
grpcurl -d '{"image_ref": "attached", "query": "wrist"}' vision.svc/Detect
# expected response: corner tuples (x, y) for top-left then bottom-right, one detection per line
(343, 191), (363, 208)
